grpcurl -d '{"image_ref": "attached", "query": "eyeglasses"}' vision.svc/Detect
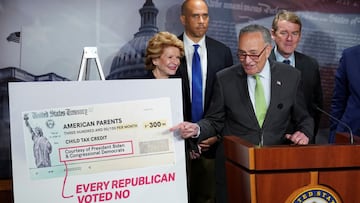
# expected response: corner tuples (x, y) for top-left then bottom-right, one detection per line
(238, 46), (267, 61)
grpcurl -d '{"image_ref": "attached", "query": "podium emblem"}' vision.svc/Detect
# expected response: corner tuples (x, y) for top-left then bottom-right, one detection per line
(285, 185), (341, 203)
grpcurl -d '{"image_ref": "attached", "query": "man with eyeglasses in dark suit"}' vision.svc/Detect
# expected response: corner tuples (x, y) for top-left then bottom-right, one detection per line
(171, 24), (314, 203)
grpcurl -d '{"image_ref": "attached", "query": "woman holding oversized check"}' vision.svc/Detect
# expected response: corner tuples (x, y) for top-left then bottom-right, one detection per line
(144, 31), (184, 79)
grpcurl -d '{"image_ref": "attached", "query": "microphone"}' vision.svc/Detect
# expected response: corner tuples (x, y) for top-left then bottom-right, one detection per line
(314, 105), (354, 144)
(258, 131), (264, 147)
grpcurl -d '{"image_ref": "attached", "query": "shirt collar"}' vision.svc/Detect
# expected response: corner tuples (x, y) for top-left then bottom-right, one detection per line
(247, 60), (271, 80)
(274, 46), (295, 65)
(183, 33), (206, 47)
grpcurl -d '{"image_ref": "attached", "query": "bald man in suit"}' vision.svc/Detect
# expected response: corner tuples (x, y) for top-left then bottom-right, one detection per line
(176, 1), (233, 203)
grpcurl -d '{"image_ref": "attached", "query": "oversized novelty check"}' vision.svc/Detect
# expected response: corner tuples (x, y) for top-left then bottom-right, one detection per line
(22, 97), (175, 180)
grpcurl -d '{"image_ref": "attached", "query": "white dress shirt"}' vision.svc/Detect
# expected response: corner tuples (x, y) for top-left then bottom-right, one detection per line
(247, 60), (271, 112)
(183, 33), (207, 105)
(274, 46), (295, 67)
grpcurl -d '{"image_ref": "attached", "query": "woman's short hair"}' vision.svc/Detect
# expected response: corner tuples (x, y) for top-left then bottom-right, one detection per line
(145, 31), (184, 70)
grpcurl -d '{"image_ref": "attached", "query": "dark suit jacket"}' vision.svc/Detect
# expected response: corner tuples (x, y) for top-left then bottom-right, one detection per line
(177, 34), (234, 121)
(177, 34), (233, 158)
(198, 60), (314, 144)
(330, 44), (360, 142)
(197, 60), (314, 203)
(269, 50), (323, 141)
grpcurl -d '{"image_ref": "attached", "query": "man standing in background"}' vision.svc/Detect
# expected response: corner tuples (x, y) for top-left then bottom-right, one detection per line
(177, 0), (233, 202)
(329, 44), (360, 143)
(269, 10), (323, 143)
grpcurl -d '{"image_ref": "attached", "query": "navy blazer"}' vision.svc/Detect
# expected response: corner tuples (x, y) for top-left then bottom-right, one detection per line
(330, 44), (360, 142)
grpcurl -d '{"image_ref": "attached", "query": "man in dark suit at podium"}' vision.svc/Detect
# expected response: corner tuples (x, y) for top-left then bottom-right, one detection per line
(269, 10), (323, 142)
(171, 24), (314, 203)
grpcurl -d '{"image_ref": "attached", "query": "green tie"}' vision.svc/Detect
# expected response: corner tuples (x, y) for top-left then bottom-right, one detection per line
(254, 74), (267, 127)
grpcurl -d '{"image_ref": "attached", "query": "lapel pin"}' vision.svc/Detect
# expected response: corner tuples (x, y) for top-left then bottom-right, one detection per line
(276, 81), (281, 86)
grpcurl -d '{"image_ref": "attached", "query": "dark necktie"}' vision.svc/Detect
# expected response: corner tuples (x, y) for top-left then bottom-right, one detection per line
(283, 59), (290, 64)
(191, 44), (203, 122)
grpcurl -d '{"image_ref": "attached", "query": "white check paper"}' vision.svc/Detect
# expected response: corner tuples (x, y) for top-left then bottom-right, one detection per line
(22, 98), (175, 179)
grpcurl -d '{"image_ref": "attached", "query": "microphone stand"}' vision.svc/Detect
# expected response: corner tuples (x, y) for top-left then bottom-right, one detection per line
(315, 106), (354, 144)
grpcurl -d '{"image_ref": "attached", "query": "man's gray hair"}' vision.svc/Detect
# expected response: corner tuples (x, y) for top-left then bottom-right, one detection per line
(239, 24), (272, 45)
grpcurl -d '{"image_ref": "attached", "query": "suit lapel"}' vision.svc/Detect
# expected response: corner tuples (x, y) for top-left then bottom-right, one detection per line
(265, 62), (283, 127)
(236, 67), (259, 126)
(204, 37), (216, 108)
(269, 50), (276, 61)
(294, 51), (304, 72)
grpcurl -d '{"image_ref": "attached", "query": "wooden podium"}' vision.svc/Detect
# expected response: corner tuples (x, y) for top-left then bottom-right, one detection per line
(0, 179), (12, 203)
(223, 134), (360, 203)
